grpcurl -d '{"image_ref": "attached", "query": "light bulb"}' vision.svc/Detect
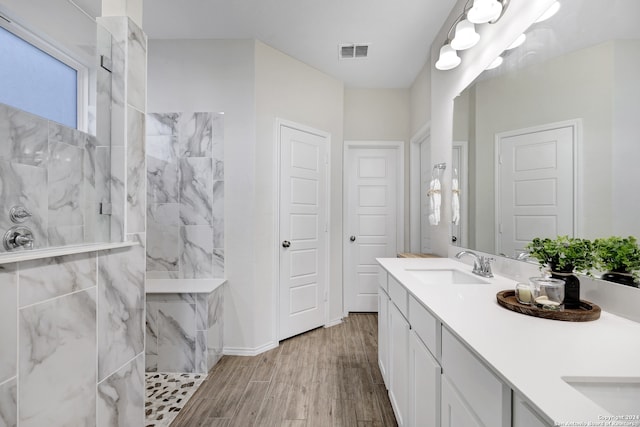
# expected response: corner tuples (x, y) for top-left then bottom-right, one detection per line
(506, 33), (526, 50)
(535, 1), (560, 23)
(467, 0), (503, 24)
(451, 20), (480, 51)
(435, 44), (461, 71)
(486, 56), (503, 70)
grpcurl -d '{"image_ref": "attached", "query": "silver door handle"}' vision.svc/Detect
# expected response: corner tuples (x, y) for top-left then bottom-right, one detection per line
(350, 236), (356, 242)
(282, 240), (291, 248)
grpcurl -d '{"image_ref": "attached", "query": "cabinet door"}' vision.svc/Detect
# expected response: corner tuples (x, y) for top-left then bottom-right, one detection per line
(513, 394), (551, 427)
(389, 302), (409, 427)
(409, 330), (441, 427)
(378, 287), (389, 388)
(441, 375), (483, 427)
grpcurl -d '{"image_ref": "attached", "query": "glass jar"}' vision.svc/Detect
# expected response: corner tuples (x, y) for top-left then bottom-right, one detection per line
(529, 277), (565, 310)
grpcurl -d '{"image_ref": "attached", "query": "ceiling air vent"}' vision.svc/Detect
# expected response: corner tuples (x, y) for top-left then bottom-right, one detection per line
(339, 43), (370, 60)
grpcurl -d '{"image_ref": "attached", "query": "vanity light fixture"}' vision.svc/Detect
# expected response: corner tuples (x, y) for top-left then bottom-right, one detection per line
(467, 0), (503, 24)
(535, 1), (561, 23)
(435, 0), (511, 71)
(435, 44), (462, 70)
(451, 19), (480, 50)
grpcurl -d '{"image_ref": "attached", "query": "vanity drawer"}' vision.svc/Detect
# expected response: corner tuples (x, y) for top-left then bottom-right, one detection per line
(377, 265), (388, 292)
(388, 275), (408, 317)
(409, 295), (438, 357)
(441, 327), (510, 427)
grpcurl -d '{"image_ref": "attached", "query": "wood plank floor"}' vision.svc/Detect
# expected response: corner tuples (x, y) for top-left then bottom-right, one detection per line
(171, 313), (398, 427)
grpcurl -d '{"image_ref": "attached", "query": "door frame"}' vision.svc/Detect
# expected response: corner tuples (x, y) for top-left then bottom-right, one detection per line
(410, 123), (430, 253)
(452, 140), (469, 248)
(494, 119), (582, 253)
(274, 118), (331, 342)
(343, 140), (405, 316)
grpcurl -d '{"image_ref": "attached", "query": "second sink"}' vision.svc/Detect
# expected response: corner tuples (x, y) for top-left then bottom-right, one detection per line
(406, 269), (490, 285)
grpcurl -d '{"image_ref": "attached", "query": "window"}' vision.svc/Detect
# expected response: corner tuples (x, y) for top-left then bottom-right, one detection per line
(0, 24), (80, 129)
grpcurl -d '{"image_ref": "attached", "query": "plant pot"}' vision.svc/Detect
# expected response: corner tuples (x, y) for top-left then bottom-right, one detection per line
(549, 264), (580, 309)
(601, 271), (639, 288)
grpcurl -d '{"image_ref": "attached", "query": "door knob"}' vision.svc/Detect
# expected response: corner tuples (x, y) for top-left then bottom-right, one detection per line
(282, 240), (291, 248)
(350, 236), (356, 242)
(452, 235), (458, 242)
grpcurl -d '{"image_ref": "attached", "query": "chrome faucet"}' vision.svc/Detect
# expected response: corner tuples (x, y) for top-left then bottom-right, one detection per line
(455, 250), (494, 278)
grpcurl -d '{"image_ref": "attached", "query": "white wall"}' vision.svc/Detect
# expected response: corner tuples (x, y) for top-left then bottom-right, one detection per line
(254, 41), (345, 335)
(426, 0), (555, 256)
(147, 39), (259, 351)
(410, 64), (431, 137)
(344, 88), (411, 249)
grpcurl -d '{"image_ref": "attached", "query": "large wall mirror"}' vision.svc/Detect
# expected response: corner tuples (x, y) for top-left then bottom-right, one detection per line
(453, 0), (640, 263)
(0, 0), (116, 251)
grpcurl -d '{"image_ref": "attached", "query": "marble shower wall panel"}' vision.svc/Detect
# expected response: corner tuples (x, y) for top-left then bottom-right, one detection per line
(127, 23), (147, 113)
(97, 353), (144, 427)
(0, 265), (17, 384)
(98, 237), (145, 382)
(18, 288), (97, 426)
(147, 203), (180, 274)
(206, 286), (224, 370)
(146, 287), (224, 374)
(0, 378), (16, 427)
(19, 252), (97, 307)
(146, 112), (225, 279)
(0, 102), (113, 250)
(127, 106), (146, 234)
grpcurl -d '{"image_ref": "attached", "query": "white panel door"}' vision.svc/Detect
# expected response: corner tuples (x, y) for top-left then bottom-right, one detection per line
(279, 124), (328, 341)
(497, 125), (575, 257)
(345, 147), (399, 312)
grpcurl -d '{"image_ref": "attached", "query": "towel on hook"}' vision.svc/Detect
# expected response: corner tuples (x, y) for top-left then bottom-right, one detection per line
(452, 175), (460, 225)
(428, 177), (441, 225)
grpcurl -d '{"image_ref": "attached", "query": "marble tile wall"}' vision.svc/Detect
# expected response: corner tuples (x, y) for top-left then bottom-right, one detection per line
(0, 104), (111, 250)
(145, 285), (224, 373)
(146, 112), (225, 280)
(0, 13), (146, 427)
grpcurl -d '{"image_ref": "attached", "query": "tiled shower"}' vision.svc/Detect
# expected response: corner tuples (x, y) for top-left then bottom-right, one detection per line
(144, 112), (225, 374)
(0, 15), (148, 426)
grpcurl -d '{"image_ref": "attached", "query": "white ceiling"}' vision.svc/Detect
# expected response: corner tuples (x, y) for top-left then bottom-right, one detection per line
(142, 0), (458, 88)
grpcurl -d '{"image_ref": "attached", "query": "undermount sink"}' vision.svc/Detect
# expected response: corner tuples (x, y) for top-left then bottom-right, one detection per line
(563, 377), (640, 414)
(406, 269), (490, 285)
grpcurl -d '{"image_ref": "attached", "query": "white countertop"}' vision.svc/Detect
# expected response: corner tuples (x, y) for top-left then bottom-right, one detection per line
(146, 278), (226, 294)
(377, 257), (640, 425)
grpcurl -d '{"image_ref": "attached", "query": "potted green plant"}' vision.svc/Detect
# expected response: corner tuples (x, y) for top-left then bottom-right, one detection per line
(525, 236), (595, 309)
(593, 236), (640, 288)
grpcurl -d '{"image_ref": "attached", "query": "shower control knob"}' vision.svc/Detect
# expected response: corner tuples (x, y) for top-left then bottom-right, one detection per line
(4, 226), (35, 250)
(9, 206), (32, 223)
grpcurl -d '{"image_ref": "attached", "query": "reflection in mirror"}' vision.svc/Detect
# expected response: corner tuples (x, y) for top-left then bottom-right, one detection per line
(453, 0), (640, 264)
(0, 0), (114, 251)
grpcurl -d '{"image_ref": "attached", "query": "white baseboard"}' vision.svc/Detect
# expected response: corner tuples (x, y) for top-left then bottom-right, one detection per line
(324, 317), (343, 328)
(223, 340), (278, 356)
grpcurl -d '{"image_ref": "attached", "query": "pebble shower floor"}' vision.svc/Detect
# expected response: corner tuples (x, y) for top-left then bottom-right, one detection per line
(145, 372), (206, 426)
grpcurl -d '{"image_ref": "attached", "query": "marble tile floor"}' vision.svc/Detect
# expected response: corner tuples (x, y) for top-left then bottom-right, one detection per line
(170, 313), (397, 426)
(145, 372), (207, 427)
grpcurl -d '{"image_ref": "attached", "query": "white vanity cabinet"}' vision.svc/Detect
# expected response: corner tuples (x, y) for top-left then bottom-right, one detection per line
(388, 275), (410, 426)
(409, 329), (440, 427)
(378, 286), (389, 387)
(441, 374), (484, 427)
(441, 327), (511, 427)
(513, 394), (551, 427)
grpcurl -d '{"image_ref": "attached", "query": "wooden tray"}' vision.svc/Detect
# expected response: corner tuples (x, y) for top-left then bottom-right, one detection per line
(496, 290), (601, 322)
